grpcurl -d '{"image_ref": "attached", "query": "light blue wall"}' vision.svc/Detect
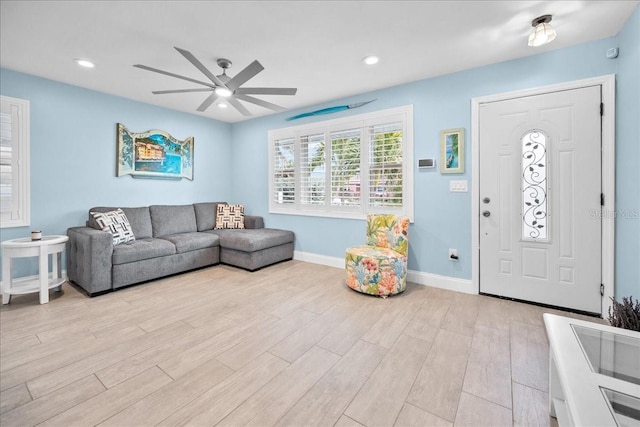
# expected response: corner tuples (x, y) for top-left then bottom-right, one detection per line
(231, 36), (621, 283)
(0, 69), (232, 275)
(615, 5), (640, 299)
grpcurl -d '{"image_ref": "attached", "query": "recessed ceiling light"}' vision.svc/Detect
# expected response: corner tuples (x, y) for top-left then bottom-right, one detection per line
(362, 55), (380, 65)
(75, 59), (95, 68)
(218, 103), (228, 109)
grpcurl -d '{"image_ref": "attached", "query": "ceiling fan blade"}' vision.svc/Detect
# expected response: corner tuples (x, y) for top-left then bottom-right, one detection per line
(226, 60), (264, 91)
(235, 87), (297, 96)
(174, 47), (227, 88)
(235, 94), (286, 112)
(134, 64), (215, 88)
(196, 92), (219, 112)
(152, 88), (214, 94)
(227, 97), (252, 116)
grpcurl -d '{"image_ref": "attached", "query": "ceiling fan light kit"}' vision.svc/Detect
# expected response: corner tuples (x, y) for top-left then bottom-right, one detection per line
(214, 87), (233, 97)
(134, 47), (297, 116)
(528, 14), (557, 47)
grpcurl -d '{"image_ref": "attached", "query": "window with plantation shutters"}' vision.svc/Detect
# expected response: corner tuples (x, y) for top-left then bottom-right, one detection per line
(269, 105), (413, 220)
(272, 137), (295, 205)
(330, 128), (361, 208)
(0, 96), (30, 228)
(300, 133), (325, 206)
(368, 122), (403, 209)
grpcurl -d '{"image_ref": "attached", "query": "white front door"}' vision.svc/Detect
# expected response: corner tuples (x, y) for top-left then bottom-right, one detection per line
(479, 86), (602, 314)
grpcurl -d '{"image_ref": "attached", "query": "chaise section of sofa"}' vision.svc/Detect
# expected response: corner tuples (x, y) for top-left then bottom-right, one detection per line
(66, 202), (295, 296)
(194, 202), (295, 271)
(209, 228), (295, 271)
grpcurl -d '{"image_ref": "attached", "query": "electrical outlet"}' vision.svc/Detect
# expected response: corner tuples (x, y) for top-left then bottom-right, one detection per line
(449, 248), (458, 261)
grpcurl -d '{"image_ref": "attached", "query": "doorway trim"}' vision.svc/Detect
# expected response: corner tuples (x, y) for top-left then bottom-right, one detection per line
(471, 74), (615, 317)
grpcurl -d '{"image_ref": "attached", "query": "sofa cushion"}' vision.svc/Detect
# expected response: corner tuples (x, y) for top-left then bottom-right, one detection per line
(244, 215), (264, 230)
(209, 228), (294, 252)
(90, 209), (136, 245)
(88, 206), (153, 239)
(150, 205), (197, 237)
(112, 238), (176, 265)
(193, 202), (226, 231)
(159, 232), (220, 254)
(215, 204), (245, 229)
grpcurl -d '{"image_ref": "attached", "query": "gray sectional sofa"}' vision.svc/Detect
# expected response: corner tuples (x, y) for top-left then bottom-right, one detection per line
(66, 202), (294, 296)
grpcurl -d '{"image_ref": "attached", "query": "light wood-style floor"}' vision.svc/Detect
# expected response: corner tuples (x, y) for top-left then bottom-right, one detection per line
(0, 260), (603, 427)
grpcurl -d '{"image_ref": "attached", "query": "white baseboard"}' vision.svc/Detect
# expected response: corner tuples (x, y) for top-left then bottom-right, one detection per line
(294, 251), (475, 295)
(294, 251), (345, 269)
(406, 270), (475, 294)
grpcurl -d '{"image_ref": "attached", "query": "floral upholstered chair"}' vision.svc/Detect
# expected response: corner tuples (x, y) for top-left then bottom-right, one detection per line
(345, 214), (409, 297)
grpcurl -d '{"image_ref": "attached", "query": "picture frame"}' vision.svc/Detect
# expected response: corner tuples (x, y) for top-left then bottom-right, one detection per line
(440, 128), (464, 174)
(117, 123), (194, 180)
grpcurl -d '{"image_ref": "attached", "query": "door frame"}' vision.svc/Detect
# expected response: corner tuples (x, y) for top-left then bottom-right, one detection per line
(471, 74), (616, 317)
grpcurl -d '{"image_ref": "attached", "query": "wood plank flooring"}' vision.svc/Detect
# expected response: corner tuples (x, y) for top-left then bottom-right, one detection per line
(0, 260), (604, 426)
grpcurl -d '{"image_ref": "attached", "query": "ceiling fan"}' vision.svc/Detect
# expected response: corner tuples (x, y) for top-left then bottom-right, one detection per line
(134, 47), (297, 116)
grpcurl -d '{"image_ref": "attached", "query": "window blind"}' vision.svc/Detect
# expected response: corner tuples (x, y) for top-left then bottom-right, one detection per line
(272, 137), (295, 205)
(0, 96), (30, 228)
(0, 112), (13, 215)
(330, 128), (360, 207)
(368, 122), (403, 208)
(300, 133), (325, 206)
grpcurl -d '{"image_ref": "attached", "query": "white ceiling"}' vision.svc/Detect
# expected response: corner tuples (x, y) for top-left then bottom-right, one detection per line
(1, 1), (637, 123)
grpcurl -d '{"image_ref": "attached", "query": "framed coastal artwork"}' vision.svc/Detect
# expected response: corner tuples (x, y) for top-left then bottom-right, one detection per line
(117, 123), (194, 180)
(440, 128), (464, 174)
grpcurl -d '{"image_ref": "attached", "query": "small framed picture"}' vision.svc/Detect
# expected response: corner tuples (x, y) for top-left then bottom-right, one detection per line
(440, 128), (464, 174)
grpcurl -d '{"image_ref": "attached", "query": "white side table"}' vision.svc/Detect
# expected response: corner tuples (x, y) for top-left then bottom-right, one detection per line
(1, 235), (69, 304)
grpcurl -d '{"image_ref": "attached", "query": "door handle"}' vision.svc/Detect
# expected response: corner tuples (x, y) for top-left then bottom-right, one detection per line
(482, 210), (491, 217)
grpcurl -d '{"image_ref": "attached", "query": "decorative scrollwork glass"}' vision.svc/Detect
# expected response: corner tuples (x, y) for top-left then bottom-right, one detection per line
(522, 131), (548, 240)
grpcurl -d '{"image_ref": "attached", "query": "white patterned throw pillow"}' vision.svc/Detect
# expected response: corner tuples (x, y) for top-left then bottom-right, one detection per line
(215, 204), (245, 229)
(90, 209), (136, 245)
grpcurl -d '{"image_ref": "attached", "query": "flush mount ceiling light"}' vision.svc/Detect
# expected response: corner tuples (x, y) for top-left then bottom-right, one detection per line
(528, 14), (557, 47)
(362, 55), (380, 65)
(74, 59), (95, 68)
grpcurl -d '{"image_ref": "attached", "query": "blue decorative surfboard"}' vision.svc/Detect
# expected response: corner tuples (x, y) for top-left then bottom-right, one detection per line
(286, 99), (376, 121)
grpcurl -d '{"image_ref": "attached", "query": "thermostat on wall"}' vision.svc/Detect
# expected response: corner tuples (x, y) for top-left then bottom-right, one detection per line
(418, 158), (435, 168)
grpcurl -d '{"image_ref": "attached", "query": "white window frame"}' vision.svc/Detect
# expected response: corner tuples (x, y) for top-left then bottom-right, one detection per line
(269, 105), (414, 221)
(1, 95), (30, 228)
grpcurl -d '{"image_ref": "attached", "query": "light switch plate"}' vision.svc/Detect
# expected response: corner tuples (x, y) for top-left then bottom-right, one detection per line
(449, 180), (468, 192)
